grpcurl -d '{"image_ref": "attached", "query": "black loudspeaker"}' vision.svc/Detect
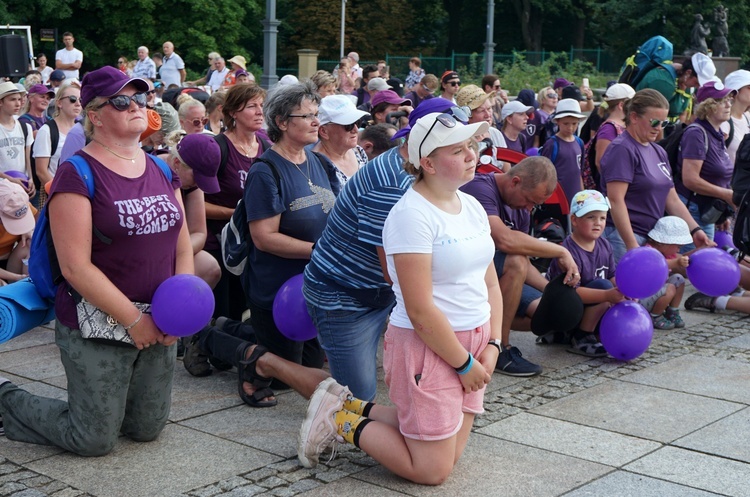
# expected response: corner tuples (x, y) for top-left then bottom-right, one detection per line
(0, 35), (28, 78)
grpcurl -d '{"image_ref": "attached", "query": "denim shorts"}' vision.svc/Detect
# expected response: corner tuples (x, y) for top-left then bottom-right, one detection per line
(678, 193), (715, 253)
(603, 226), (647, 264)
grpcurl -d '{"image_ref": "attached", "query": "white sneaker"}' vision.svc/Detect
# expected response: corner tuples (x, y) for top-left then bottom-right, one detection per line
(297, 377), (349, 468)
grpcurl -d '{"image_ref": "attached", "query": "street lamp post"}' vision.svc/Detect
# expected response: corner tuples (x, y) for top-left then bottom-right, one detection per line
(262, 0), (280, 88)
(484, 0), (496, 75)
(340, 0), (347, 59)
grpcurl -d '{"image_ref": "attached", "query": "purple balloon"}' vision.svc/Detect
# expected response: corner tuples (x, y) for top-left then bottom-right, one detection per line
(5, 170), (29, 187)
(616, 246), (669, 299)
(600, 301), (653, 360)
(714, 230), (736, 251)
(272, 274), (317, 341)
(525, 147), (539, 156)
(686, 247), (741, 297)
(151, 274), (215, 337)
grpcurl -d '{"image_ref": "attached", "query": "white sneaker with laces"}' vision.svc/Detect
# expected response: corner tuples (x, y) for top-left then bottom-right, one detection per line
(297, 377), (350, 468)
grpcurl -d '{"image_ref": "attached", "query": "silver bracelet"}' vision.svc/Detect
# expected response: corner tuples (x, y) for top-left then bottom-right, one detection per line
(123, 310), (143, 331)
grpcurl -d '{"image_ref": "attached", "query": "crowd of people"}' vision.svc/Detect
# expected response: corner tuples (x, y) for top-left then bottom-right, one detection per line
(0, 40), (748, 487)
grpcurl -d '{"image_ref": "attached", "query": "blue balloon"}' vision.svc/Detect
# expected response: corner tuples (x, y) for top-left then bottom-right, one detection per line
(600, 301), (653, 360)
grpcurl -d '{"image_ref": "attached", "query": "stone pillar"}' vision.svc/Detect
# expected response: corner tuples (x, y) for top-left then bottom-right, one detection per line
(712, 57), (741, 80)
(297, 49), (320, 79)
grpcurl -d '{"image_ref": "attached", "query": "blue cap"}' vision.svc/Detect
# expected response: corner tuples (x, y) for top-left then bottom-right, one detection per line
(391, 97), (456, 140)
(517, 89), (539, 109)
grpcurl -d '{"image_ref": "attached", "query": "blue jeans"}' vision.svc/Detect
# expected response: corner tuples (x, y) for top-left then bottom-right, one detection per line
(306, 304), (394, 402)
(604, 226), (647, 264)
(678, 193), (715, 253)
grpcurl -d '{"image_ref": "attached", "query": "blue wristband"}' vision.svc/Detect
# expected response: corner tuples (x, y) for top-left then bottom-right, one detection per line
(456, 353), (474, 375)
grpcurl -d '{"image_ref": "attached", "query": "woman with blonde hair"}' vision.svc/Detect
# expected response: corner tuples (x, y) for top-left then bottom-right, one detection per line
(177, 95), (207, 134)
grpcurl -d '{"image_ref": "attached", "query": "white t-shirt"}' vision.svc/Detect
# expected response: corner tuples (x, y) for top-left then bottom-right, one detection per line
(161, 53), (185, 88)
(0, 121), (33, 174)
(383, 188), (495, 330)
(32, 123), (67, 178)
(720, 112), (750, 166)
(208, 67), (229, 91)
(39, 66), (53, 85)
(55, 48), (83, 80)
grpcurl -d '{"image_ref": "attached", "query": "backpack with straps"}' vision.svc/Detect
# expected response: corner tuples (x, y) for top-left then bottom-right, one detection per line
(657, 123), (712, 181)
(30, 120), (60, 194)
(220, 157), (281, 276)
(542, 134), (584, 164)
(731, 132), (750, 257)
(28, 154), (172, 301)
(618, 36), (677, 89)
(581, 121), (624, 191)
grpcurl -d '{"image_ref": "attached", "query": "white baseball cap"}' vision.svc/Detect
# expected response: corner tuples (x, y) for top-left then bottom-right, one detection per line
(724, 70), (750, 91)
(501, 100), (533, 121)
(570, 190), (610, 217)
(604, 83), (635, 101)
(407, 112), (488, 166)
(318, 94), (369, 126)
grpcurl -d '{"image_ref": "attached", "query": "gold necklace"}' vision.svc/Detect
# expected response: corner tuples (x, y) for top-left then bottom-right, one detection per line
(94, 140), (139, 163)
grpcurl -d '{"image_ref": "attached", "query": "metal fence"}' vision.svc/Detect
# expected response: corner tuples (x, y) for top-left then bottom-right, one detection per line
(300, 48), (620, 81)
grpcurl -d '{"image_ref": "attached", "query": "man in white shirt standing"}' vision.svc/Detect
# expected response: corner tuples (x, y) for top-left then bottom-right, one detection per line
(207, 57), (229, 92)
(133, 46), (157, 81)
(55, 32), (83, 80)
(161, 41), (186, 88)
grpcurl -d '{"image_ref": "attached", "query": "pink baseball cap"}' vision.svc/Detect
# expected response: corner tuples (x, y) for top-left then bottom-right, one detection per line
(0, 179), (34, 235)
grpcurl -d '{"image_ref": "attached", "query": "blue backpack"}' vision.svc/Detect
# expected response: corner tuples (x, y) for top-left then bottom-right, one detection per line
(29, 154), (172, 301)
(618, 35), (677, 89)
(543, 134), (584, 164)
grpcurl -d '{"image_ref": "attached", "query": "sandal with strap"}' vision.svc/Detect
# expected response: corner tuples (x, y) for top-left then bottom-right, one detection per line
(236, 343), (278, 408)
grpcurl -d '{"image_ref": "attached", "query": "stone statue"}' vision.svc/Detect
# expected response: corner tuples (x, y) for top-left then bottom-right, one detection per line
(713, 5), (730, 57)
(689, 14), (711, 54)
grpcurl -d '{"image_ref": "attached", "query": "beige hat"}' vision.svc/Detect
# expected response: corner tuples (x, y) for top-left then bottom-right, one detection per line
(228, 55), (247, 70)
(0, 179), (34, 235)
(0, 81), (26, 100)
(456, 84), (491, 110)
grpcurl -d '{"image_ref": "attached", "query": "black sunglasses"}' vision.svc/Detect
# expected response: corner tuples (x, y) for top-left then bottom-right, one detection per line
(62, 95), (80, 104)
(448, 81), (461, 87)
(97, 92), (148, 111)
(339, 122), (357, 132)
(418, 113), (457, 159)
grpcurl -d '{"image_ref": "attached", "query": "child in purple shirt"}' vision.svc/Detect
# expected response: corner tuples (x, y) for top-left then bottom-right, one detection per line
(540, 99), (585, 205)
(548, 190), (624, 356)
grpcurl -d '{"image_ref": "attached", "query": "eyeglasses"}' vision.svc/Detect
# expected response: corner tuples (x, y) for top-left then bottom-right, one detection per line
(448, 81), (461, 87)
(190, 117), (209, 127)
(96, 92), (148, 111)
(546, 93), (558, 99)
(146, 89), (156, 95)
(418, 112), (468, 160)
(649, 118), (670, 128)
(493, 84), (501, 90)
(722, 97), (735, 105)
(288, 113), (320, 121)
(62, 96), (80, 104)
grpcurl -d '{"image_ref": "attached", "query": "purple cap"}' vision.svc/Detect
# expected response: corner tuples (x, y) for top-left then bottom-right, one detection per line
(175, 134), (221, 194)
(235, 69), (250, 78)
(27, 84), (55, 97)
(371, 90), (411, 108)
(553, 78), (572, 90)
(80, 66), (150, 109)
(391, 97), (455, 140)
(696, 81), (735, 103)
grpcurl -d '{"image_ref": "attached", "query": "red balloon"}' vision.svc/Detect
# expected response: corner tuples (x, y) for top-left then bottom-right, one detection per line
(272, 274), (317, 342)
(151, 274), (215, 337)
(600, 301), (653, 361)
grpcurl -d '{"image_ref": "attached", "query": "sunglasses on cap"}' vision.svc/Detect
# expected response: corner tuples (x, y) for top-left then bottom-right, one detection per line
(649, 118), (670, 129)
(422, 84), (435, 94)
(190, 117), (209, 127)
(418, 106), (472, 160)
(97, 92), (148, 111)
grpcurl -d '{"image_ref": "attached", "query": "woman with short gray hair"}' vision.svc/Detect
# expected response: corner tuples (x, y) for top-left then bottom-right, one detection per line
(234, 81), (339, 407)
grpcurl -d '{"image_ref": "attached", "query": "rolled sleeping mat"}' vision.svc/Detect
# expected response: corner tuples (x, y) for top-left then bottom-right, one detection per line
(0, 278), (55, 344)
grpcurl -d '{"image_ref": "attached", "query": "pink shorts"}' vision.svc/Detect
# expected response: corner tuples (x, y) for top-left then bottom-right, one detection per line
(383, 321), (490, 441)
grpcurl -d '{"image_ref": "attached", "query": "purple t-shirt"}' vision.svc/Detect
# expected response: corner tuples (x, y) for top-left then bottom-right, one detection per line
(600, 131), (674, 236)
(596, 121), (621, 142)
(548, 236), (616, 286)
(675, 119), (733, 198)
(50, 152), (183, 329)
(523, 112), (544, 145)
(204, 136), (266, 251)
(502, 131), (527, 154)
(540, 136), (583, 206)
(459, 173), (530, 233)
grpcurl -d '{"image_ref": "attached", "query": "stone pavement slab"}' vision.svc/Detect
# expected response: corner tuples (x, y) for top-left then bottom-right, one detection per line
(24, 424), (281, 497)
(298, 477), (408, 496)
(530, 380), (743, 442)
(0, 343), (64, 381)
(169, 367), (244, 422)
(477, 412), (661, 466)
(562, 470), (723, 496)
(624, 445), (750, 497)
(674, 406), (750, 463)
(621, 353), (750, 404)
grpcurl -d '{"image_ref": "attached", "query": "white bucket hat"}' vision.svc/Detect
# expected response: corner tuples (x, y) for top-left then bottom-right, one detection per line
(553, 98), (585, 120)
(647, 216), (693, 245)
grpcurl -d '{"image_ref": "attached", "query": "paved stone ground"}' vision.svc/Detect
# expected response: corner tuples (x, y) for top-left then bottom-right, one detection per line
(1, 300), (749, 497)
